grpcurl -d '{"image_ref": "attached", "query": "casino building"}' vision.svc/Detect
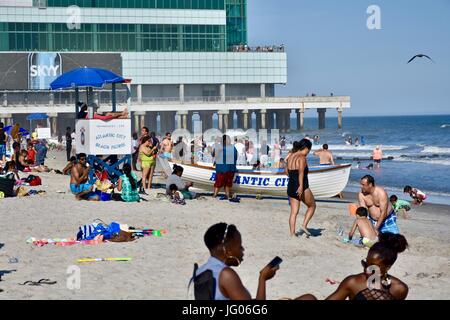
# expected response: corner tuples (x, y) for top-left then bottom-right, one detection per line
(0, 0), (349, 134)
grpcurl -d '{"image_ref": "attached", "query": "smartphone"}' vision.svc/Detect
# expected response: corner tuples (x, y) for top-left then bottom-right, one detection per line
(268, 256), (283, 268)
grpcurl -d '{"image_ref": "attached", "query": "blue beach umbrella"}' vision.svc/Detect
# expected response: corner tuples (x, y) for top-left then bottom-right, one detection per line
(26, 113), (49, 121)
(50, 67), (126, 113)
(26, 113), (49, 132)
(50, 67), (125, 90)
(3, 126), (30, 136)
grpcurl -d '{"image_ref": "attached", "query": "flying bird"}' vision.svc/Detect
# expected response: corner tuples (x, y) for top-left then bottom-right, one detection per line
(407, 54), (435, 64)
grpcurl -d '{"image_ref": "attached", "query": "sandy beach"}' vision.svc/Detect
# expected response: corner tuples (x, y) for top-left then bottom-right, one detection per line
(1, 150), (449, 300)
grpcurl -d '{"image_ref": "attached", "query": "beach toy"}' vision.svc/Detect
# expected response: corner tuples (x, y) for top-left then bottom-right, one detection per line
(0, 191), (4, 199)
(348, 203), (358, 216)
(77, 257), (132, 263)
(129, 229), (167, 237)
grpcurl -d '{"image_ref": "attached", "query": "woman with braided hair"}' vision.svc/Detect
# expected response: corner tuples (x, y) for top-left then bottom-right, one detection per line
(194, 223), (279, 300)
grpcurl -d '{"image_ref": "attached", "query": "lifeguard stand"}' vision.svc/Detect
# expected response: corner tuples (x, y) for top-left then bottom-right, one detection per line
(50, 67), (132, 183)
(76, 119), (132, 183)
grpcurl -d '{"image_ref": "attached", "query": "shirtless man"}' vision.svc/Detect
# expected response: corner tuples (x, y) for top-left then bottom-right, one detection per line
(69, 153), (99, 201)
(161, 132), (174, 159)
(313, 144), (335, 166)
(358, 175), (399, 235)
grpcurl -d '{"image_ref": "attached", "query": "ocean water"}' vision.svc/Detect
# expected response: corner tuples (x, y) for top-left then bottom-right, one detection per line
(283, 115), (450, 205)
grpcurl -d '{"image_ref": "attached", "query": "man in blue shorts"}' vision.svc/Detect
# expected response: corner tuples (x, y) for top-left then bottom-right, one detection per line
(70, 153), (99, 201)
(358, 175), (399, 235)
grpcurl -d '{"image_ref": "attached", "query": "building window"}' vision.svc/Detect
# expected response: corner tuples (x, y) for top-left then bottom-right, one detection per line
(0, 22), (226, 52)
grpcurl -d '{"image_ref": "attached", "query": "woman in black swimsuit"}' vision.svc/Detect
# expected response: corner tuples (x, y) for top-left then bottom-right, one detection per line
(287, 139), (315, 237)
(295, 233), (409, 300)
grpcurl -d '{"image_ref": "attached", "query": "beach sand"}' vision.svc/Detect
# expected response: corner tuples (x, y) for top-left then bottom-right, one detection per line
(0, 150), (449, 300)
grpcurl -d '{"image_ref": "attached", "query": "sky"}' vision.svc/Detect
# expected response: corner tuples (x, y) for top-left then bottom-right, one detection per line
(247, 0), (450, 116)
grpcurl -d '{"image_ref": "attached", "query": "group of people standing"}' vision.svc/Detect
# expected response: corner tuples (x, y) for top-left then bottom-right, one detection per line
(131, 128), (175, 195)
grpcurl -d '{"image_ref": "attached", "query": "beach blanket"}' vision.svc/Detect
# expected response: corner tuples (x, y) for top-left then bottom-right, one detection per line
(27, 235), (104, 247)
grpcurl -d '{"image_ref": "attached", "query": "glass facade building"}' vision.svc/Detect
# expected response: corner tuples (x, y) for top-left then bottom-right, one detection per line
(45, 0), (226, 10)
(0, 0), (286, 94)
(0, 22), (226, 52)
(0, 0), (246, 52)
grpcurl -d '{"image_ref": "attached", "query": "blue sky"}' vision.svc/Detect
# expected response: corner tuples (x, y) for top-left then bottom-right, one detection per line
(248, 0), (450, 116)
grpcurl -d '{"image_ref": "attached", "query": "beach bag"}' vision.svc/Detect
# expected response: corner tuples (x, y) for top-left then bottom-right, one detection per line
(188, 264), (216, 300)
(77, 223), (108, 241)
(109, 230), (136, 242)
(25, 175), (42, 186)
(0, 177), (14, 197)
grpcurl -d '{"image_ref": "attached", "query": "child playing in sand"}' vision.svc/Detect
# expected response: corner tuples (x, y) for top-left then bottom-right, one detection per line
(348, 207), (378, 247)
(403, 186), (427, 205)
(169, 184), (186, 205)
(390, 195), (411, 219)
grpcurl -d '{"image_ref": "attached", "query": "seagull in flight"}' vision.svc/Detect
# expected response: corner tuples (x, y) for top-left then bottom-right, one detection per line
(407, 54), (435, 64)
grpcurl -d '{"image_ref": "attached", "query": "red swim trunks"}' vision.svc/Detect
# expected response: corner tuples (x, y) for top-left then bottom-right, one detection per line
(214, 172), (235, 188)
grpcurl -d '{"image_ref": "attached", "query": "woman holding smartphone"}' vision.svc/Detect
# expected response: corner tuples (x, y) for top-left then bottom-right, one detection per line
(193, 223), (279, 300)
(287, 139), (316, 238)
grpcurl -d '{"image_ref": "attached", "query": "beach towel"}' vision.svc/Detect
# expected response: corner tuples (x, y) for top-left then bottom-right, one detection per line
(77, 221), (122, 241)
(369, 211), (399, 235)
(24, 175), (41, 186)
(77, 223), (108, 241)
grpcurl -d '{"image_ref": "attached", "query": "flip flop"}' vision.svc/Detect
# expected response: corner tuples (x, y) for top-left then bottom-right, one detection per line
(297, 227), (311, 238)
(19, 278), (57, 286)
(37, 279), (57, 285)
(219, 195), (228, 201)
(229, 197), (241, 203)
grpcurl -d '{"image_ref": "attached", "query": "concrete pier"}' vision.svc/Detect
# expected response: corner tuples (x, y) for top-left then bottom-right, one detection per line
(48, 113), (58, 137)
(1, 93), (351, 134)
(318, 108), (326, 130)
(338, 107), (343, 129)
(298, 107), (305, 131)
(146, 111), (158, 133)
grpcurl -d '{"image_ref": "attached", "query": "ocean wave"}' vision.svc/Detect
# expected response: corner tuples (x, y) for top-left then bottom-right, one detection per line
(441, 124), (450, 128)
(333, 152), (395, 158)
(312, 144), (408, 151)
(421, 146), (450, 154)
(393, 157), (450, 166)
